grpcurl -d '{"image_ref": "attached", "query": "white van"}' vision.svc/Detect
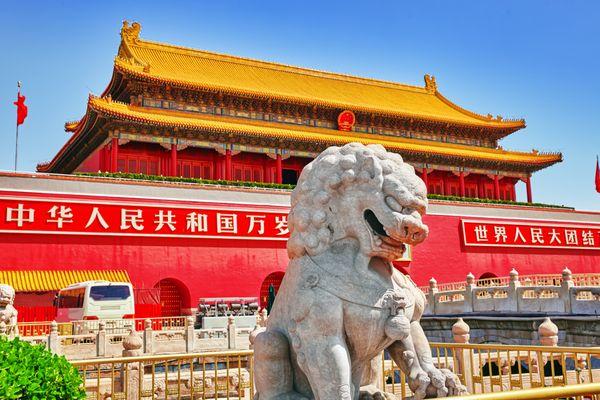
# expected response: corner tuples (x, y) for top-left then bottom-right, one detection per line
(56, 280), (135, 323)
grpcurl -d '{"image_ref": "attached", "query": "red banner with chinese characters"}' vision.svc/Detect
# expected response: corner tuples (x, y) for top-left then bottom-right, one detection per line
(0, 193), (289, 240)
(462, 219), (600, 250)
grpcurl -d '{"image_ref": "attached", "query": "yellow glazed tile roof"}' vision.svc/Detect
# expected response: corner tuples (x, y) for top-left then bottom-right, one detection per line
(89, 96), (560, 167)
(0, 270), (130, 292)
(115, 22), (524, 130)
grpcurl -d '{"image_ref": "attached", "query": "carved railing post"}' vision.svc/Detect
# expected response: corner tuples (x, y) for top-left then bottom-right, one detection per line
(508, 268), (521, 312)
(538, 317), (559, 347)
(227, 315), (237, 349)
(427, 278), (438, 314)
(122, 329), (143, 399)
(465, 273), (475, 313)
(96, 320), (106, 357)
(452, 318), (473, 391)
(537, 317), (559, 382)
(561, 267), (574, 313)
(48, 321), (60, 354)
(185, 316), (195, 352)
(143, 318), (153, 354)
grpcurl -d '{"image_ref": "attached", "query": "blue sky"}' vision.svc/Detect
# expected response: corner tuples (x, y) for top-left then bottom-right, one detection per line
(0, 1), (598, 210)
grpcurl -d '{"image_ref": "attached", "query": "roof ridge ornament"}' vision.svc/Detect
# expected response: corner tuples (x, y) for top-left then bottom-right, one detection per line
(424, 74), (437, 93)
(117, 21), (149, 69)
(121, 21), (141, 43)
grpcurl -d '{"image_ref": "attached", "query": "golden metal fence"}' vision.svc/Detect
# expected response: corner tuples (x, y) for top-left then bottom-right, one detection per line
(71, 343), (600, 399)
(451, 382), (600, 400)
(71, 350), (253, 400)
(384, 342), (600, 400)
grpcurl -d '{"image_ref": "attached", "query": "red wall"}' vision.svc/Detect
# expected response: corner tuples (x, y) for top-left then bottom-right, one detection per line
(410, 213), (599, 284)
(0, 233), (288, 313)
(2, 209), (598, 314)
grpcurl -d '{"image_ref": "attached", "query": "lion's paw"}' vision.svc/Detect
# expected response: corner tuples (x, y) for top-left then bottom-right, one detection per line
(425, 368), (468, 398)
(359, 384), (397, 400)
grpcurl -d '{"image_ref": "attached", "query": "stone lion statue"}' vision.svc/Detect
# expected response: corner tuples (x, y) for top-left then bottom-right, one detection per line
(0, 284), (18, 337)
(253, 143), (466, 399)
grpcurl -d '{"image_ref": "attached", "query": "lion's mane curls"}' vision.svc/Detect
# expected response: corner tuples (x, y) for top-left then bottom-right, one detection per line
(287, 142), (414, 259)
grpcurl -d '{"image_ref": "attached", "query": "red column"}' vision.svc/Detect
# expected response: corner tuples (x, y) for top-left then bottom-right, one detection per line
(478, 178), (485, 199)
(275, 153), (283, 184)
(110, 138), (119, 173)
(440, 173), (446, 195)
(170, 144), (178, 177)
(494, 175), (500, 200)
(526, 177), (533, 203)
(421, 168), (428, 191)
(225, 149), (232, 180)
(459, 171), (466, 197)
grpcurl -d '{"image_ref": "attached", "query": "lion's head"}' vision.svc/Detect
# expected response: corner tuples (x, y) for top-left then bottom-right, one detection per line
(288, 143), (429, 261)
(0, 284), (15, 307)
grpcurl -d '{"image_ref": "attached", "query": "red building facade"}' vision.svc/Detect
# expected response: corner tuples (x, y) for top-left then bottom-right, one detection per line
(39, 22), (561, 204)
(1, 174), (598, 320)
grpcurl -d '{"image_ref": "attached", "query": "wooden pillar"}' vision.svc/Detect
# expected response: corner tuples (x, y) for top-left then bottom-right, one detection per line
(459, 171), (466, 197)
(275, 153), (283, 184)
(494, 175), (500, 200)
(422, 168), (428, 191)
(110, 138), (119, 173)
(526, 176), (533, 203)
(511, 183), (517, 202)
(170, 144), (177, 177)
(440, 172), (446, 196)
(478, 177), (485, 199)
(225, 149), (232, 181)
(100, 147), (107, 172)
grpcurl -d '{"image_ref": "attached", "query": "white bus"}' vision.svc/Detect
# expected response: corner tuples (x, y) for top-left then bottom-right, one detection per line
(55, 280), (135, 323)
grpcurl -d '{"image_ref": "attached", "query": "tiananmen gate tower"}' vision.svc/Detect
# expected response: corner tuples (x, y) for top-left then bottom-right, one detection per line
(1, 21), (598, 321)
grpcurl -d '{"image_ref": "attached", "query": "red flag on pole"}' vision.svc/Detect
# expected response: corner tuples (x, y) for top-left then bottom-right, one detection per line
(14, 93), (28, 125)
(595, 156), (600, 193)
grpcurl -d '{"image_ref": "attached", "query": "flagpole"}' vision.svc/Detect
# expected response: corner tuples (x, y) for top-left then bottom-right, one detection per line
(14, 81), (21, 171)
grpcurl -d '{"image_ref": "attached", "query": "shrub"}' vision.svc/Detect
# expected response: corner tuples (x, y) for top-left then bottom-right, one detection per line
(0, 336), (85, 400)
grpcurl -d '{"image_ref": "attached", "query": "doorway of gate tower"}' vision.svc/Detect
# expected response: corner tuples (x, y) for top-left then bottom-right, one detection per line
(154, 278), (191, 317)
(260, 271), (285, 310)
(282, 169), (298, 185)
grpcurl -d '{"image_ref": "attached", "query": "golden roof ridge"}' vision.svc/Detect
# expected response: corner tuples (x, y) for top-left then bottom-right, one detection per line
(121, 21), (429, 94)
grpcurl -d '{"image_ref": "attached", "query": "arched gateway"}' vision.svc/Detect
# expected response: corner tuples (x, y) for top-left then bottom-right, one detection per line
(154, 278), (191, 316)
(259, 271), (285, 309)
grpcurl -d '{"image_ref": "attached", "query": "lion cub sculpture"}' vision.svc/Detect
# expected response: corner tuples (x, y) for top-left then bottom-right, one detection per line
(252, 143), (467, 400)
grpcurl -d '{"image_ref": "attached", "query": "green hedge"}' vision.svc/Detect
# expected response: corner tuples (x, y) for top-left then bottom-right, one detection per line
(0, 336), (85, 400)
(76, 172), (571, 209)
(426, 194), (571, 209)
(76, 171), (295, 190)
